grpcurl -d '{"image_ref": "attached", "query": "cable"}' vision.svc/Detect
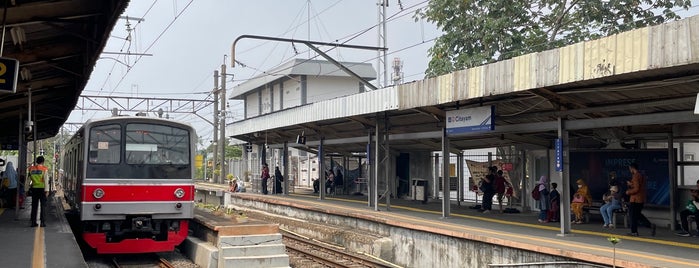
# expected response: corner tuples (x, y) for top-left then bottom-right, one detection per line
(234, 1), (430, 85)
(109, 0), (195, 93)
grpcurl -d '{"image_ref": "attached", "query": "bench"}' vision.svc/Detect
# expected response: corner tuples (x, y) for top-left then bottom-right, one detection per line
(582, 202), (628, 228)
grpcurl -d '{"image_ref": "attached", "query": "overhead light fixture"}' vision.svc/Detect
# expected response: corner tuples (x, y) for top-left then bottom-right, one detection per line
(296, 131), (306, 145)
(10, 27), (26, 46)
(20, 67), (31, 81)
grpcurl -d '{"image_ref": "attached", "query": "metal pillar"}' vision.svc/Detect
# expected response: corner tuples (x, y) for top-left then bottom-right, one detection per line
(220, 64), (227, 183)
(373, 118), (380, 211)
(367, 131), (374, 207)
(457, 152), (464, 206)
(668, 133), (676, 231)
(318, 138), (325, 200)
(441, 127), (450, 218)
(382, 114), (391, 211)
(433, 153), (439, 201)
(283, 141), (289, 195)
(212, 71), (219, 183)
(242, 144), (248, 191)
(558, 118), (572, 235)
(16, 112), (25, 218)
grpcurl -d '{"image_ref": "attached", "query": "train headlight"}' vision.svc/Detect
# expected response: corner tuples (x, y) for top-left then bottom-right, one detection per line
(93, 188), (105, 199)
(174, 188), (185, 199)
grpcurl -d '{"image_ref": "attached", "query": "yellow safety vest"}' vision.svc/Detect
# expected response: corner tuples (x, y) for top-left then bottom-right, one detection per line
(29, 165), (48, 189)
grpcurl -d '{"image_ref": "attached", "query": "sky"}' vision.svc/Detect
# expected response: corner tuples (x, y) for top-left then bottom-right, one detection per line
(67, 0), (440, 145)
(68, 0), (699, 148)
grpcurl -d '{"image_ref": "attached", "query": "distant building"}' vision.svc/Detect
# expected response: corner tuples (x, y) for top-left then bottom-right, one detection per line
(230, 59), (376, 119)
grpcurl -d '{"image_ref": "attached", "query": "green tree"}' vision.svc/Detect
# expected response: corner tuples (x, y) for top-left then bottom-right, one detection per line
(417, 0), (691, 77)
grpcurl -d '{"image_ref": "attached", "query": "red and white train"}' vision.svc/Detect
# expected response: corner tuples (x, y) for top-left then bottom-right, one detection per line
(62, 116), (195, 254)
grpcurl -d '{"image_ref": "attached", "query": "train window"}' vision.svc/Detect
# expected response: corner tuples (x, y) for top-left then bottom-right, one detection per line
(88, 124), (121, 164)
(125, 123), (190, 165)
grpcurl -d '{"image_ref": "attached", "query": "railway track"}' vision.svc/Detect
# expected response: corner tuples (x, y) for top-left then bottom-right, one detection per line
(110, 254), (175, 268)
(282, 229), (398, 268)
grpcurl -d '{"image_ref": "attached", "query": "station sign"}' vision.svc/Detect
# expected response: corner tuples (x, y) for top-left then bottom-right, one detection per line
(0, 57), (19, 94)
(446, 106), (495, 135)
(555, 138), (563, 172)
(0, 143), (19, 150)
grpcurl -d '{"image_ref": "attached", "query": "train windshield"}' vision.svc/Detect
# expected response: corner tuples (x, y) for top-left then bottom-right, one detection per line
(86, 122), (192, 180)
(125, 124), (190, 165)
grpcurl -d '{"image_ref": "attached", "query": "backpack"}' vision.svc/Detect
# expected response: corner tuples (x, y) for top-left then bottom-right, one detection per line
(531, 184), (541, 200)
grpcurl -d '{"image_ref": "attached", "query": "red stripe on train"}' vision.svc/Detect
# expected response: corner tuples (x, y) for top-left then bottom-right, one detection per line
(82, 185), (194, 202)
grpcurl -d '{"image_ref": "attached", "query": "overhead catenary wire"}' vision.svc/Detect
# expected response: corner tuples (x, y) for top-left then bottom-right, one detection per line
(233, 0), (430, 86)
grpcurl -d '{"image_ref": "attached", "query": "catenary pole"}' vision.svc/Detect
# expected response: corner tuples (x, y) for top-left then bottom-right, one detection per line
(220, 64), (227, 183)
(212, 71), (219, 183)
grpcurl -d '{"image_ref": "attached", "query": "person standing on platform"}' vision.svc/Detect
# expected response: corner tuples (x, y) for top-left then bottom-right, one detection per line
(495, 169), (512, 213)
(29, 156), (49, 227)
(261, 163), (270, 195)
(479, 166), (497, 213)
(536, 176), (550, 223)
(274, 166), (284, 194)
(3, 161), (18, 208)
(547, 182), (560, 222)
(626, 163), (656, 236)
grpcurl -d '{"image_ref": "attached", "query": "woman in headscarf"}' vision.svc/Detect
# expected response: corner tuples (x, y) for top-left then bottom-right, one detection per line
(3, 161), (18, 208)
(571, 178), (592, 224)
(536, 176), (550, 223)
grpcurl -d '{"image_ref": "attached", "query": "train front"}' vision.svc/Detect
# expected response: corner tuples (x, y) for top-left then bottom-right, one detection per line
(81, 120), (195, 254)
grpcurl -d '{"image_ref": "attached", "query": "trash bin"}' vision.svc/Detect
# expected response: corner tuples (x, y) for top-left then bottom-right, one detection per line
(411, 179), (428, 204)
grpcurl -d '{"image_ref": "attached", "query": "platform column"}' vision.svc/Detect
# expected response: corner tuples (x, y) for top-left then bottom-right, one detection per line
(283, 141), (289, 195)
(457, 152), (464, 206)
(558, 117), (572, 235)
(366, 131), (374, 207)
(441, 127), (450, 218)
(319, 137), (325, 200)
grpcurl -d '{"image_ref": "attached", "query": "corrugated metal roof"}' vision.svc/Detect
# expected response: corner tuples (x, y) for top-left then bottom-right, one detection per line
(230, 58), (376, 99)
(227, 15), (699, 154)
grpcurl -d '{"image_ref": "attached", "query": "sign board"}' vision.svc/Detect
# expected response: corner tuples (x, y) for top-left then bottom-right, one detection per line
(570, 150), (670, 206)
(194, 154), (203, 168)
(0, 57), (19, 94)
(555, 138), (563, 172)
(0, 143), (19, 150)
(500, 162), (514, 171)
(446, 106), (495, 135)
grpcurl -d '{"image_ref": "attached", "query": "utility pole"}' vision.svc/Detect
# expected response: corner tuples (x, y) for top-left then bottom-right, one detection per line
(212, 71), (219, 183)
(376, 0), (388, 89)
(219, 64), (227, 184)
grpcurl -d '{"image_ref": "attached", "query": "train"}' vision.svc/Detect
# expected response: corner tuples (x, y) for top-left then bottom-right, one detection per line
(62, 116), (196, 254)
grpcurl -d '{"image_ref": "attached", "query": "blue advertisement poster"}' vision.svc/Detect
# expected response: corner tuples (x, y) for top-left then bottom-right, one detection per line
(570, 150), (670, 206)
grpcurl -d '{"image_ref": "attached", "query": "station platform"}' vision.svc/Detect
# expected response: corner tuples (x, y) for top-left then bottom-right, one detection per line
(197, 182), (699, 268)
(0, 195), (86, 268)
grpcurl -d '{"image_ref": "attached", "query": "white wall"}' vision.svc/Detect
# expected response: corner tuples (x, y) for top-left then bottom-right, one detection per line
(261, 86), (272, 114)
(245, 93), (259, 118)
(272, 83), (281, 111)
(306, 77), (359, 103)
(283, 78), (302, 109)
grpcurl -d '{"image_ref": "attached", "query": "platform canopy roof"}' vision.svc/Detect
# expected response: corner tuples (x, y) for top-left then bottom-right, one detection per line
(228, 16), (699, 155)
(0, 0), (129, 148)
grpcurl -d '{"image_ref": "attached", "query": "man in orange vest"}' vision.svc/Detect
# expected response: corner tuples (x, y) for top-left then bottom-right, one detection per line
(29, 156), (49, 227)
